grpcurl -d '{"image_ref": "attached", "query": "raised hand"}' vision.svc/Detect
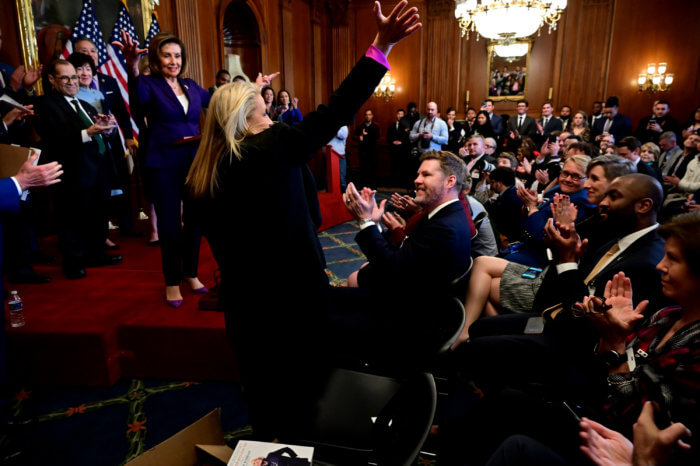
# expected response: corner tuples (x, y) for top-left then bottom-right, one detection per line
(255, 71), (280, 87)
(9, 66), (25, 92)
(372, 1), (421, 57)
(112, 29), (148, 76)
(516, 184), (538, 210)
(535, 168), (550, 186)
(22, 65), (43, 89)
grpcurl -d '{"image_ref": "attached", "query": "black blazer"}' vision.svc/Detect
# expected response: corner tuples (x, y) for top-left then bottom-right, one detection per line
(387, 119), (410, 148)
(486, 185), (524, 242)
(533, 229), (667, 314)
(38, 92), (109, 192)
(507, 114), (537, 139)
(355, 200), (471, 293)
(635, 159), (663, 183)
(197, 56), (388, 355)
(535, 116), (563, 146)
(591, 113), (632, 142)
(97, 72), (133, 140)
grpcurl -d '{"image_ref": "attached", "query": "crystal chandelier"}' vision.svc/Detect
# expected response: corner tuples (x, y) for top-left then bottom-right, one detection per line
(374, 72), (396, 102)
(455, 0), (568, 42)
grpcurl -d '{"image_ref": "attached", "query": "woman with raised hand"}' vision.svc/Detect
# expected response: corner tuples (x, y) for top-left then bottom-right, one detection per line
(186, 1), (420, 439)
(115, 31), (211, 308)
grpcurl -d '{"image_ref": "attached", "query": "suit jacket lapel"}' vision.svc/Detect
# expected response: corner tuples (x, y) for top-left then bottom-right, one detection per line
(156, 76), (185, 113)
(589, 230), (656, 285)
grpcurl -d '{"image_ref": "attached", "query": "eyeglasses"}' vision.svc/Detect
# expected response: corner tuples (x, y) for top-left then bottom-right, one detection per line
(484, 144), (496, 149)
(560, 170), (587, 182)
(53, 75), (79, 83)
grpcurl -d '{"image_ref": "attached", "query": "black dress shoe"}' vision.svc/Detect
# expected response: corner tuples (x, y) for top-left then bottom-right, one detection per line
(85, 253), (123, 267)
(8, 273), (52, 284)
(105, 243), (120, 250)
(63, 267), (87, 280)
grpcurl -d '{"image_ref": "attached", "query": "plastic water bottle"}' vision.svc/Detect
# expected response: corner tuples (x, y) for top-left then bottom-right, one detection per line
(8, 290), (25, 328)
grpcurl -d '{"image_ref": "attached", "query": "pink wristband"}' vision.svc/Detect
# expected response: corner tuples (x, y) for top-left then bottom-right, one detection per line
(365, 44), (390, 70)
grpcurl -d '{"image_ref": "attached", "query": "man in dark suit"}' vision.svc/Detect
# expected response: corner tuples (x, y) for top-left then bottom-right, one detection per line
(507, 99), (537, 150)
(633, 99), (681, 145)
(38, 59), (121, 279)
(485, 166), (524, 242)
(354, 109), (380, 187)
(615, 136), (662, 182)
(485, 99), (504, 138)
(208, 69), (231, 95)
(387, 108), (410, 186)
(588, 100), (604, 128)
(535, 100), (563, 146)
(344, 150), (471, 293)
(591, 96), (631, 144)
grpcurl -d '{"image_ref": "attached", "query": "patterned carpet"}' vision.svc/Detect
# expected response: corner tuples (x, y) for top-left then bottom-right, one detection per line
(2, 220), (443, 466)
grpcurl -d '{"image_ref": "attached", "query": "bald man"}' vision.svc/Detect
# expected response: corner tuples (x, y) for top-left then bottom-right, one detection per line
(409, 101), (448, 155)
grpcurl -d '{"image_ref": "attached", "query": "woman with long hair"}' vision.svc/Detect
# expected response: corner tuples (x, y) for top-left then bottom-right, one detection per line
(570, 110), (590, 142)
(473, 109), (495, 139)
(186, 1), (420, 439)
(261, 85), (275, 118)
(274, 89), (302, 125)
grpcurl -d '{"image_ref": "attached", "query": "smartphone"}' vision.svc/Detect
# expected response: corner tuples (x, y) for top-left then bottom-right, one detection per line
(548, 134), (558, 143)
(521, 266), (543, 279)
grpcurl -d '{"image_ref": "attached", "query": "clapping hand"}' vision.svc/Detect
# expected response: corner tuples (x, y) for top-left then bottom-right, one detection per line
(535, 168), (550, 186)
(544, 217), (587, 263)
(579, 272), (647, 348)
(381, 211), (406, 230)
(360, 187), (386, 223)
(371, 1), (421, 57)
(632, 401), (692, 465)
(551, 193), (578, 226)
(343, 182), (374, 221)
(516, 184), (538, 210)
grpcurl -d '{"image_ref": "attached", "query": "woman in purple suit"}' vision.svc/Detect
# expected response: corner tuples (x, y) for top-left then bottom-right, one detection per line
(117, 31), (209, 307)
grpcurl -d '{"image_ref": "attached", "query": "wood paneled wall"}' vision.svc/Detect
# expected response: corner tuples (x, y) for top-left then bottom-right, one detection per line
(3, 0), (700, 134)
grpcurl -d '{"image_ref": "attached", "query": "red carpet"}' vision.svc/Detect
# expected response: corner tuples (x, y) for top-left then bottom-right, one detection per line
(6, 234), (239, 386)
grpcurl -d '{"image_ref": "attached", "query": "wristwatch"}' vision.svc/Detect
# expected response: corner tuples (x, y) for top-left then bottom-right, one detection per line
(597, 348), (628, 367)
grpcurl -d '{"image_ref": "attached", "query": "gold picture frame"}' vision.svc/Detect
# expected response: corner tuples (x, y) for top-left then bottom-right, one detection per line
(14, 0), (156, 95)
(486, 40), (532, 102)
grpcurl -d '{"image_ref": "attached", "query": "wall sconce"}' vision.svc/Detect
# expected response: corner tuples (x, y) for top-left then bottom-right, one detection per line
(374, 72), (396, 102)
(638, 62), (673, 93)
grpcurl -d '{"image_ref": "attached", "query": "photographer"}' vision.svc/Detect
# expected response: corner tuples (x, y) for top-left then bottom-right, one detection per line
(409, 101), (448, 155)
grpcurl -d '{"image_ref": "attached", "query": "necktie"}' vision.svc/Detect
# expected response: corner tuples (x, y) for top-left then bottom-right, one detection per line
(603, 118), (613, 133)
(518, 116), (523, 130)
(584, 242), (620, 285)
(0, 71), (5, 90)
(71, 99), (106, 155)
(543, 117), (549, 128)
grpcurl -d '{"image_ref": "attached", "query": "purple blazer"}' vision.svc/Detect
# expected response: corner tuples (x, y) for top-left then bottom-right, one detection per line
(131, 74), (210, 169)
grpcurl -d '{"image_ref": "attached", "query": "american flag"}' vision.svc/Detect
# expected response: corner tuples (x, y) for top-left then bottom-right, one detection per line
(144, 12), (161, 51)
(107, 0), (140, 139)
(61, 0), (139, 141)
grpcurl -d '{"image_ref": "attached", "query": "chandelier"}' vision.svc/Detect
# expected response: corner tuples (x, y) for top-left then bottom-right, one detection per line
(638, 63), (673, 94)
(374, 72), (396, 102)
(493, 42), (529, 59)
(455, 0), (568, 42)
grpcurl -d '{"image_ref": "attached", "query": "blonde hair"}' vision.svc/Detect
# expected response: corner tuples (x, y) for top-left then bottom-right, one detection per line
(187, 81), (261, 198)
(564, 154), (591, 175)
(641, 142), (661, 161)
